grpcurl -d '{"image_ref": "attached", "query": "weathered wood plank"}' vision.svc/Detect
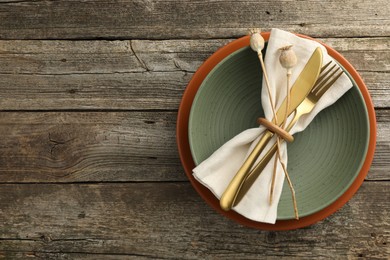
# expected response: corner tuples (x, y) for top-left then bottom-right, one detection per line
(0, 182), (388, 258)
(0, 252), (141, 260)
(0, 40), (144, 74)
(372, 109), (390, 180)
(0, 38), (388, 110)
(0, 111), (182, 183)
(0, 0), (388, 39)
(0, 110), (387, 183)
(0, 72), (190, 110)
(0, 252), (142, 260)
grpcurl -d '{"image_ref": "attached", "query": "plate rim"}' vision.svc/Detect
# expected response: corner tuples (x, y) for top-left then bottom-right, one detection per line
(176, 32), (377, 230)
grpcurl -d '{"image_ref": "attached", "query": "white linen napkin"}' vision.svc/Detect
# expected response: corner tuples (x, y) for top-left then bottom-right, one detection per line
(192, 28), (353, 224)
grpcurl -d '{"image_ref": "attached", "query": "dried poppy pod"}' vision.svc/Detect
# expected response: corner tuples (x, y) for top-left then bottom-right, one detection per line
(279, 45), (297, 74)
(249, 28), (265, 54)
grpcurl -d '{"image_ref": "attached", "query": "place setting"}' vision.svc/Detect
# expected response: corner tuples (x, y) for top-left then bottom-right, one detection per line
(177, 28), (376, 230)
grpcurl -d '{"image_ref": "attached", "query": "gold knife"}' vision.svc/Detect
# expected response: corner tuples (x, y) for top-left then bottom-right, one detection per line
(220, 47), (323, 211)
(233, 138), (279, 206)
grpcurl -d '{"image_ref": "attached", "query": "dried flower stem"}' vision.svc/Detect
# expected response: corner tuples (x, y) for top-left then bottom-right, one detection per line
(279, 151), (299, 219)
(274, 44), (299, 220)
(269, 75), (298, 219)
(270, 73), (291, 203)
(256, 53), (286, 205)
(281, 72), (299, 220)
(269, 130), (287, 204)
(257, 53), (278, 121)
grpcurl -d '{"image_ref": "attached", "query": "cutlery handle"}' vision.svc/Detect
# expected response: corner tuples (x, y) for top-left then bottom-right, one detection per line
(220, 130), (274, 211)
(233, 141), (279, 206)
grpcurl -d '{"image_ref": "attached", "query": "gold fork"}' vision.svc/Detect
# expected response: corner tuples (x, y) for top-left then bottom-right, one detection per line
(232, 60), (344, 207)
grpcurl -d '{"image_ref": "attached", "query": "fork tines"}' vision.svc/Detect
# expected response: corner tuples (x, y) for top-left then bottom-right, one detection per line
(312, 61), (344, 97)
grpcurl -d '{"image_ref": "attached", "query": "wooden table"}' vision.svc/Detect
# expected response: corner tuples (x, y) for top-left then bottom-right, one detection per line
(0, 1), (388, 259)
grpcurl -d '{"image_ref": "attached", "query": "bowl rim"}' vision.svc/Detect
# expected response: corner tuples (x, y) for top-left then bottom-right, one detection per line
(176, 32), (377, 230)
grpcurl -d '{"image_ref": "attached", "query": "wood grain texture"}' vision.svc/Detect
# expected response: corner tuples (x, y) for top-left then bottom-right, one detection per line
(0, 111), (182, 183)
(0, 252), (141, 260)
(0, 0), (388, 39)
(0, 109), (387, 183)
(0, 182), (388, 259)
(0, 38), (388, 110)
(0, 0), (388, 258)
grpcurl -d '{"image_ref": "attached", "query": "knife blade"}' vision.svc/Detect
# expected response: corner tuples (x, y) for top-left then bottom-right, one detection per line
(220, 47), (323, 211)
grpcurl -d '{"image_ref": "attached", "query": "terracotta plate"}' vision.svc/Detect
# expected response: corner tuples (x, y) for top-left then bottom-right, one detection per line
(176, 32), (376, 230)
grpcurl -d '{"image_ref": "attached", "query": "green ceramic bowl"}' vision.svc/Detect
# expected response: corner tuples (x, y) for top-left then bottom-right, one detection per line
(188, 46), (370, 220)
